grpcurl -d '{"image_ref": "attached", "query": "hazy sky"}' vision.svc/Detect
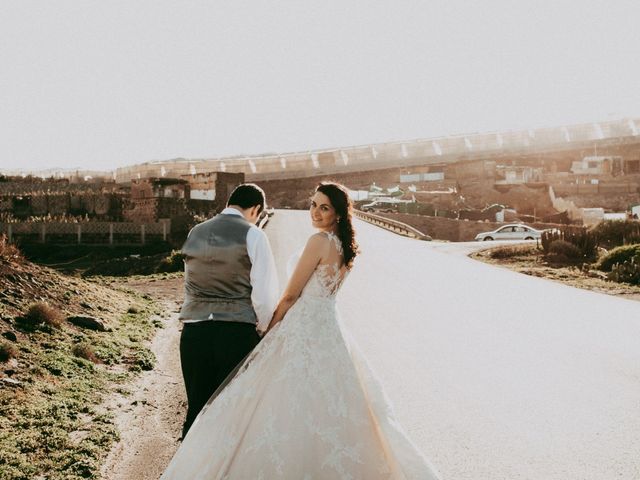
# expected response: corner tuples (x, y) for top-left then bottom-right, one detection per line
(1, 0), (639, 171)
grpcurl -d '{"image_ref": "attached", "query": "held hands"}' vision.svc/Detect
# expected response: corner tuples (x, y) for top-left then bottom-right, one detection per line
(265, 317), (282, 334)
(257, 317), (281, 337)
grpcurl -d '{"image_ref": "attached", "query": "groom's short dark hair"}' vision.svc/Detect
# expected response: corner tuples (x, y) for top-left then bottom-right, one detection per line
(227, 183), (265, 213)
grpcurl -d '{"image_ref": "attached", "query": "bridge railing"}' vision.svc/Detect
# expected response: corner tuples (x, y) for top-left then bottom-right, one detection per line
(0, 221), (170, 245)
(353, 210), (431, 241)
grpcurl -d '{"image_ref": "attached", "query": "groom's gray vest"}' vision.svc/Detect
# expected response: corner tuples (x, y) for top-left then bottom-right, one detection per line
(179, 214), (257, 325)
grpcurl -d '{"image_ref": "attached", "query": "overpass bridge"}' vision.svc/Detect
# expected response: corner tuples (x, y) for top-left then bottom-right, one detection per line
(266, 209), (640, 480)
(114, 117), (640, 183)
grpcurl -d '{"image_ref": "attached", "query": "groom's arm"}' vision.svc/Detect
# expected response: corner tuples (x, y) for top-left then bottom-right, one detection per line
(246, 227), (279, 334)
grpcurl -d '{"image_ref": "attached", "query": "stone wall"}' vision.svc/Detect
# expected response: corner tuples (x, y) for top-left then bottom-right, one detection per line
(0, 177), (119, 195)
(122, 197), (191, 233)
(0, 192), (125, 220)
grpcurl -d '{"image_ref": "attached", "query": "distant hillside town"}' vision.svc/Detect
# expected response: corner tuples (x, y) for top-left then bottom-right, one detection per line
(1, 117), (639, 244)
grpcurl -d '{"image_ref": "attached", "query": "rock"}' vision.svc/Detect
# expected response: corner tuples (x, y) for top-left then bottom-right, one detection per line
(5, 358), (18, 370)
(67, 315), (111, 332)
(0, 377), (22, 387)
(2, 331), (17, 342)
(80, 302), (93, 310)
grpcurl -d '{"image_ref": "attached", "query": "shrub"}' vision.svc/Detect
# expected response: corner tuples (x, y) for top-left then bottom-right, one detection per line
(0, 341), (18, 362)
(589, 220), (640, 249)
(0, 234), (22, 262)
(72, 343), (99, 363)
(541, 227), (598, 261)
(132, 349), (156, 371)
(22, 302), (64, 329)
(607, 254), (640, 285)
(156, 250), (185, 273)
(597, 244), (640, 272)
(489, 244), (537, 259)
(548, 240), (582, 259)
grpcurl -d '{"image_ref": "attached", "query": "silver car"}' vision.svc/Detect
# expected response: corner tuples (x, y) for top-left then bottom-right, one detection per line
(474, 223), (543, 241)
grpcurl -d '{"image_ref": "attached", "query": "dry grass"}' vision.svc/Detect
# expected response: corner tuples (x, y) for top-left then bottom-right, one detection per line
(0, 234), (22, 262)
(72, 343), (100, 363)
(488, 243), (539, 260)
(23, 302), (65, 329)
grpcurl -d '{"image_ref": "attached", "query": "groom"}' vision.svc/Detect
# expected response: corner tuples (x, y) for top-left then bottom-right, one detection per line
(178, 183), (279, 437)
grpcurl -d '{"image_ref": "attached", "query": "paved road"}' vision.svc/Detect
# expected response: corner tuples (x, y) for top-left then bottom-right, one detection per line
(265, 210), (640, 480)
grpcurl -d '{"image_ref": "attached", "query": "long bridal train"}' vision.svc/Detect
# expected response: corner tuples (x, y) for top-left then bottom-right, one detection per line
(162, 234), (440, 479)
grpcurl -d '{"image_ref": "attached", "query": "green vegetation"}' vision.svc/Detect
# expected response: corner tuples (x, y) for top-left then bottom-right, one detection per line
(480, 220), (640, 289)
(0, 292), (163, 479)
(589, 220), (640, 249)
(547, 239), (583, 263)
(18, 242), (184, 277)
(540, 227), (598, 262)
(156, 249), (186, 273)
(488, 243), (538, 260)
(608, 254), (640, 285)
(596, 244), (640, 272)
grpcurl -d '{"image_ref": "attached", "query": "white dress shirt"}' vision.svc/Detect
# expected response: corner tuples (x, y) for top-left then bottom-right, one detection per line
(220, 208), (279, 333)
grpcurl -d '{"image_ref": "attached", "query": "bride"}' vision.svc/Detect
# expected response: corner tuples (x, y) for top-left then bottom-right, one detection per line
(161, 182), (440, 479)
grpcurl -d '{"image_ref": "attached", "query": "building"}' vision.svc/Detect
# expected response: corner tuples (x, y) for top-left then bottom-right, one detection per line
(181, 171), (244, 209)
(570, 156), (623, 176)
(123, 178), (191, 224)
(495, 165), (543, 184)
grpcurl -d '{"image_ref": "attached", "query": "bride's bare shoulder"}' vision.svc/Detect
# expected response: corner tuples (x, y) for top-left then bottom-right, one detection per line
(305, 232), (330, 248)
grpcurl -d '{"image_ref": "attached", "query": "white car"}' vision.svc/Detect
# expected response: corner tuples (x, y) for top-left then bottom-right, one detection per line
(474, 224), (543, 241)
(361, 199), (400, 213)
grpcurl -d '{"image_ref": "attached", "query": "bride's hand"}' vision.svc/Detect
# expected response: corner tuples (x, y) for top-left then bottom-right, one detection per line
(265, 317), (281, 334)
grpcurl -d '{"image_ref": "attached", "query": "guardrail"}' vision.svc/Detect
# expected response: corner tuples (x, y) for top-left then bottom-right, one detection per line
(353, 210), (431, 241)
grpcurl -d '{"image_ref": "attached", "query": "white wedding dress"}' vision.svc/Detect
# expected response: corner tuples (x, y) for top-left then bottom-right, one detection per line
(162, 232), (440, 479)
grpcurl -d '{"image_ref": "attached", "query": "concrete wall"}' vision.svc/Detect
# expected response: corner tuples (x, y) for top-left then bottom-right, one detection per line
(258, 168), (402, 209)
(376, 212), (565, 242)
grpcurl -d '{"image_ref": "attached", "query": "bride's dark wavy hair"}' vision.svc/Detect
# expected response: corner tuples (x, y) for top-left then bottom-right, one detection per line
(316, 181), (360, 269)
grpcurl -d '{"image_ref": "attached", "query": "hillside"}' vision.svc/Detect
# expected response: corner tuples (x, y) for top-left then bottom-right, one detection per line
(0, 237), (165, 479)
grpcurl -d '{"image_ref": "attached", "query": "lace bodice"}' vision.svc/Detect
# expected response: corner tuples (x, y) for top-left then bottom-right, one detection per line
(287, 231), (348, 300)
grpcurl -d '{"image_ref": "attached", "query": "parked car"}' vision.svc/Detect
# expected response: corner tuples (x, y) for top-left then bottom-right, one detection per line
(474, 224), (543, 241)
(361, 198), (400, 213)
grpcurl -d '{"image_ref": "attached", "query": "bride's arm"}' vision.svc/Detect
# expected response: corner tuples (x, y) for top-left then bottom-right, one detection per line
(265, 233), (325, 332)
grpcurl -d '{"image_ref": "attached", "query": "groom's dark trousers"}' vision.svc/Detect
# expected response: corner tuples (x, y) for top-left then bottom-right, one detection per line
(180, 320), (260, 437)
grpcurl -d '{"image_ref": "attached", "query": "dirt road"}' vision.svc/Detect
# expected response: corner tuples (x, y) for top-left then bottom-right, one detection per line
(100, 276), (185, 480)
